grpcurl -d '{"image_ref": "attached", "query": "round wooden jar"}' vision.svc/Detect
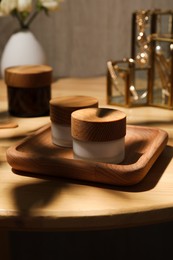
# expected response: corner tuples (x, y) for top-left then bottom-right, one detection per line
(5, 65), (52, 117)
(71, 108), (126, 163)
(49, 96), (99, 147)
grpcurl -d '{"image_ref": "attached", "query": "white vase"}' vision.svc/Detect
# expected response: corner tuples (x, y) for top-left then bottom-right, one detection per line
(1, 30), (46, 78)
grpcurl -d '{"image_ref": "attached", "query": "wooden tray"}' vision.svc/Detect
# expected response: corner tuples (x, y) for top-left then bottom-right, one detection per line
(6, 124), (168, 186)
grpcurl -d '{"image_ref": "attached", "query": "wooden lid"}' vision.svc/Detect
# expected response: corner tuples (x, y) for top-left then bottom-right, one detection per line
(49, 96), (98, 125)
(5, 65), (52, 87)
(71, 108), (126, 141)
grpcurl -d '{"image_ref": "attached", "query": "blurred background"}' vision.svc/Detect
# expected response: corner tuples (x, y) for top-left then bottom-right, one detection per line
(1, 0), (173, 78)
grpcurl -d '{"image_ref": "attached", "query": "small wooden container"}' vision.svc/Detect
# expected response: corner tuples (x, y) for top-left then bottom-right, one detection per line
(71, 107), (126, 163)
(49, 96), (99, 147)
(5, 65), (52, 117)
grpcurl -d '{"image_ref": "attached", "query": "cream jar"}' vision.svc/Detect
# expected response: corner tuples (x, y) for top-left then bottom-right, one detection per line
(71, 107), (126, 163)
(49, 96), (98, 147)
(5, 65), (52, 117)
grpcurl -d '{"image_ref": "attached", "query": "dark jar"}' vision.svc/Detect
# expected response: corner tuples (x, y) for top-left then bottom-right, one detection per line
(5, 65), (52, 117)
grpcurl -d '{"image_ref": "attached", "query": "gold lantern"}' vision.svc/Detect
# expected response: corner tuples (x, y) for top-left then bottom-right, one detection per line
(107, 9), (173, 109)
(149, 10), (173, 109)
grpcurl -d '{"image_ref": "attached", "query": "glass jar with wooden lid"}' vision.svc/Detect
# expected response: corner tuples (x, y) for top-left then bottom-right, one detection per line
(5, 65), (52, 117)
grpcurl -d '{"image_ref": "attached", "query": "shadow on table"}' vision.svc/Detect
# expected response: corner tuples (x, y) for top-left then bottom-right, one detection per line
(11, 143), (173, 197)
(119, 144), (173, 192)
(11, 178), (71, 217)
(8, 145), (172, 225)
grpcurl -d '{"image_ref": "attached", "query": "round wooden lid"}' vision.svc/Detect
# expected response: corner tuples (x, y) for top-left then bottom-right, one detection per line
(49, 96), (98, 125)
(71, 108), (126, 141)
(5, 65), (52, 88)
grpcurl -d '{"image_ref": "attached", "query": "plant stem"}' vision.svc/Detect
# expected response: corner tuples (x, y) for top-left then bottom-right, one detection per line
(25, 10), (39, 28)
(12, 11), (25, 29)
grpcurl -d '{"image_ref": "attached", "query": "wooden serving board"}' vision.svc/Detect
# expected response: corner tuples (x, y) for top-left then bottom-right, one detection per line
(6, 124), (168, 186)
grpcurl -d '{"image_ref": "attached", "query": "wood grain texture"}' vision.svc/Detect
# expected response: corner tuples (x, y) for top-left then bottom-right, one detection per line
(71, 107), (126, 141)
(6, 123), (168, 186)
(1, 77), (173, 232)
(5, 65), (52, 87)
(50, 96), (98, 125)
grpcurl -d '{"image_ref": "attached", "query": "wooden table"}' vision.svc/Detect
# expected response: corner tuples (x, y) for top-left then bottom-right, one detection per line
(1, 77), (173, 258)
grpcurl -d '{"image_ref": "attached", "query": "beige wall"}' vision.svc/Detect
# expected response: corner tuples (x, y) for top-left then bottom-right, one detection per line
(0, 0), (173, 78)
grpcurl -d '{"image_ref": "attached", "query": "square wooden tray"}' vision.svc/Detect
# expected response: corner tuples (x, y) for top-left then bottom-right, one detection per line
(6, 124), (168, 186)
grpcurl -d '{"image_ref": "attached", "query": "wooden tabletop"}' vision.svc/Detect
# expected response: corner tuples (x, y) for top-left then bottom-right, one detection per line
(1, 77), (173, 231)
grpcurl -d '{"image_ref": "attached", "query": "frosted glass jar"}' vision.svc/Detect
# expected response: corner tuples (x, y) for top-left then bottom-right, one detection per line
(49, 96), (98, 147)
(71, 108), (126, 163)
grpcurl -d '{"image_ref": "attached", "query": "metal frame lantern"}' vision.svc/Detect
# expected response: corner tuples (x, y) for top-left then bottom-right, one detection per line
(107, 9), (173, 109)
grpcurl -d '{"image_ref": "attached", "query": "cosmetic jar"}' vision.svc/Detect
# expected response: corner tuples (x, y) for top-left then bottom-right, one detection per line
(5, 65), (52, 117)
(71, 107), (126, 163)
(49, 96), (99, 147)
